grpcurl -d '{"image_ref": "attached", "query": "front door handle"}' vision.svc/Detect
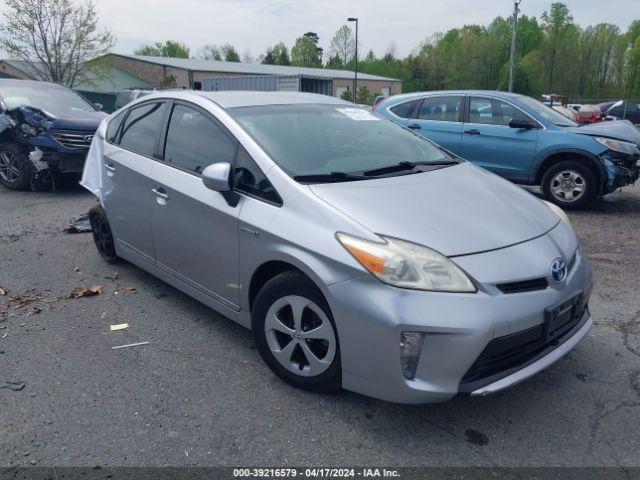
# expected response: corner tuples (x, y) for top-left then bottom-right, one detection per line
(407, 123), (421, 130)
(151, 187), (169, 202)
(464, 129), (481, 135)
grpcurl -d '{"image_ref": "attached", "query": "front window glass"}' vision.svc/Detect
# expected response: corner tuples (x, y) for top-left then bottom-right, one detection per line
(163, 104), (236, 174)
(229, 104), (453, 179)
(516, 95), (577, 127)
(0, 84), (96, 112)
(468, 97), (531, 126)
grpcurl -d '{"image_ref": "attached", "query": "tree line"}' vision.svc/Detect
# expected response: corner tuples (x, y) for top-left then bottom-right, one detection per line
(1, 0), (638, 101)
(135, 3), (640, 101)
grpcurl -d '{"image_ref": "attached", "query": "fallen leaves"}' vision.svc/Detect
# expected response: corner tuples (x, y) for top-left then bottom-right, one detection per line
(64, 284), (102, 299)
(0, 289), (43, 310)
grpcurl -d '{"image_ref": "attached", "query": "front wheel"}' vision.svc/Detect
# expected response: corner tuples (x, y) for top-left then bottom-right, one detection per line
(541, 160), (598, 209)
(0, 144), (33, 190)
(252, 272), (341, 393)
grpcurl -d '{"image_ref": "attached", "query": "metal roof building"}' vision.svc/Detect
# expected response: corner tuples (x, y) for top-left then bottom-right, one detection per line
(98, 53), (402, 98)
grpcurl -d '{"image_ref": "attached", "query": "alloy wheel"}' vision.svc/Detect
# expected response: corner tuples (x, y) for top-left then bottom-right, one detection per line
(0, 151), (21, 183)
(264, 295), (336, 377)
(550, 170), (586, 202)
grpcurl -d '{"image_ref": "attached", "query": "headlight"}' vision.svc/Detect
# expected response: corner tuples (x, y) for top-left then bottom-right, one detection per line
(336, 233), (476, 292)
(543, 200), (571, 227)
(594, 137), (640, 155)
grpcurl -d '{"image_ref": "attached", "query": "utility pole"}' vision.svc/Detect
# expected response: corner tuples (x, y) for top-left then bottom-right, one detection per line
(508, 0), (522, 93)
(348, 17), (359, 101)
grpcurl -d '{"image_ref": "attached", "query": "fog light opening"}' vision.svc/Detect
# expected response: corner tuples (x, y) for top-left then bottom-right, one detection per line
(400, 332), (426, 380)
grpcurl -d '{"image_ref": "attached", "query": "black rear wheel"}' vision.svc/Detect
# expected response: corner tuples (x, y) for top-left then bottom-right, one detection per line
(89, 205), (119, 263)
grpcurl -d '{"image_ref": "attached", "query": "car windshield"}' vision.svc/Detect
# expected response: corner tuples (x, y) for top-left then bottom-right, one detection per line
(0, 84), (96, 113)
(516, 95), (577, 127)
(229, 104), (455, 181)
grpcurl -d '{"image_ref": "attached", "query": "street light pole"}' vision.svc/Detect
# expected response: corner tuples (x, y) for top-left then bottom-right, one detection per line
(508, 0), (521, 93)
(348, 17), (358, 101)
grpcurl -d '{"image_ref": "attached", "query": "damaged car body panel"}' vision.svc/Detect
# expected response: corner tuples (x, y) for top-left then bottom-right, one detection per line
(0, 79), (106, 191)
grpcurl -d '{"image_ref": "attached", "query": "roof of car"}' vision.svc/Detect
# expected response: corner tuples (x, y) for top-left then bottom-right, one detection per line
(142, 90), (354, 109)
(384, 90), (525, 103)
(0, 78), (69, 89)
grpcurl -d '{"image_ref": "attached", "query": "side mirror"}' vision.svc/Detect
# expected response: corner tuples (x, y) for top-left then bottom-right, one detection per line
(509, 118), (537, 129)
(202, 162), (231, 192)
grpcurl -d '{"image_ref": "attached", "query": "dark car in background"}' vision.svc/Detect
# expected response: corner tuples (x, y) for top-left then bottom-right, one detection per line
(603, 100), (640, 125)
(0, 79), (106, 190)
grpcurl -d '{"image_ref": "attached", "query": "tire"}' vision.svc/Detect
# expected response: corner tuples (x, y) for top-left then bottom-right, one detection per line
(88, 204), (119, 263)
(0, 144), (34, 190)
(541, 160), (598, 209)
(252, 272), (341, 393)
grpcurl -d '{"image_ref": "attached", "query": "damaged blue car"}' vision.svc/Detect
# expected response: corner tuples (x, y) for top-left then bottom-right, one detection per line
(376, 91), (640, 208)
(0, 79), (106, 190)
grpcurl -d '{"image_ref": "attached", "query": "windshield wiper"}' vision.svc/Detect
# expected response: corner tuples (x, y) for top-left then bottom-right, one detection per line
(293, 171), (368, 184)
(363, 160), (458, 177)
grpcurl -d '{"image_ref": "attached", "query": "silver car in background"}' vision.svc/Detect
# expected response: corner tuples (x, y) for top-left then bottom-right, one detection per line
(83, 91), (593, 403)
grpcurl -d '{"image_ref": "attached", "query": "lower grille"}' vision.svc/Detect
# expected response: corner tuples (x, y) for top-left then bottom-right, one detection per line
(52, 130), (94, 149)
(460, 294), (588, 392)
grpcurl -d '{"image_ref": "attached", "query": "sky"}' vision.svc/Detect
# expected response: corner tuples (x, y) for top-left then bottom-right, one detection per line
(8, 0), (640, 60)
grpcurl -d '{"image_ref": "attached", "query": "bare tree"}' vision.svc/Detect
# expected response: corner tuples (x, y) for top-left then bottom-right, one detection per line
(198, 44), (222, 61)
(0, 0), (114, 87)
(328, 25), (356, 66)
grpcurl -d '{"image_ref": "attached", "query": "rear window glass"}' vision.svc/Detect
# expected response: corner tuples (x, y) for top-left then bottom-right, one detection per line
(389, 99), (421, 118)
(119, 102), (166, 157)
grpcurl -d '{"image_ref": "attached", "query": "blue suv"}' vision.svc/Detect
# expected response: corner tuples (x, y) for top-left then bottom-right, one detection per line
(0, 79), (106, 190)
(376, 90), (640, 208)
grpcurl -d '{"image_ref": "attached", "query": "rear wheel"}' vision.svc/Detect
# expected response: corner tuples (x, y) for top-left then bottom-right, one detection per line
(0, 144), (33, 190)
(541, 160), (597, 209)
(252, 272), (341, 393)
(89, 205), (119, 263)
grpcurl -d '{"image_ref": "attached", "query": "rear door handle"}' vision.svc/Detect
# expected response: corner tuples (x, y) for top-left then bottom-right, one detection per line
(151, 187), (169, 201)
(464, 129), (481, 135)
(104, 163), (116, 172)
(407, 123), (421, 130)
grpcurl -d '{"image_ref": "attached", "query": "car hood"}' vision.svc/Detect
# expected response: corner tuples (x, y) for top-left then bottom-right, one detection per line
(46, 109), (107, 131)
(15, 105), (107, 131)
(566, 120), (640, 144)
(309, 163), (560, 257)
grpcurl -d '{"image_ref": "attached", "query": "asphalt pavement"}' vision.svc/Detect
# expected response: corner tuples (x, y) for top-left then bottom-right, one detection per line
(0, 182), (639, 467)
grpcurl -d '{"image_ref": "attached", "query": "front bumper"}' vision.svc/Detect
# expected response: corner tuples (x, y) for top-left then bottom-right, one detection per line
(600, 150), (640, 193)
(327, 222), (593, 404)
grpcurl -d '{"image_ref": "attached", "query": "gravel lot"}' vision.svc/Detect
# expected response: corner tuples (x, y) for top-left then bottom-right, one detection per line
(1, 182), (639, 467)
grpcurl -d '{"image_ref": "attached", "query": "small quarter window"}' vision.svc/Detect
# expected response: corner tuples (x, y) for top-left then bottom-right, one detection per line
(390, 99), (421, 119)
(233, 146), (281, 205)
(106, 110), (126, 144)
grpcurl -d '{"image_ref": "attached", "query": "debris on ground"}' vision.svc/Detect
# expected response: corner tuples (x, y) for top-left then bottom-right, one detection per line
(64, 284), (102, 299)
(0, 381), (25, 391)
(105, 272), (119, 281)
(0, 287), (7, 296)
(26, 307), (41, 316)
(0, 289), (44, 311)
(64, 213), (92, 233)
(120, 285), (137, 294)
(110, 323), (128, 331)
(112, 341), (149, 350)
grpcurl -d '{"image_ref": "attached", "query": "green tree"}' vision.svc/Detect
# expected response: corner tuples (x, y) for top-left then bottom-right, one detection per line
(262, 42), (290, 65)
(135, 40), (190, 58)
(0, 0), (114, 86)
(221, 43), (240, 62)
(291, 32), (323, 67)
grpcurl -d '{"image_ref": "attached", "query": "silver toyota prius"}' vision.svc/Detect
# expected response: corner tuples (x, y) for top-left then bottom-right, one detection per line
(82, 90), (593, 404)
